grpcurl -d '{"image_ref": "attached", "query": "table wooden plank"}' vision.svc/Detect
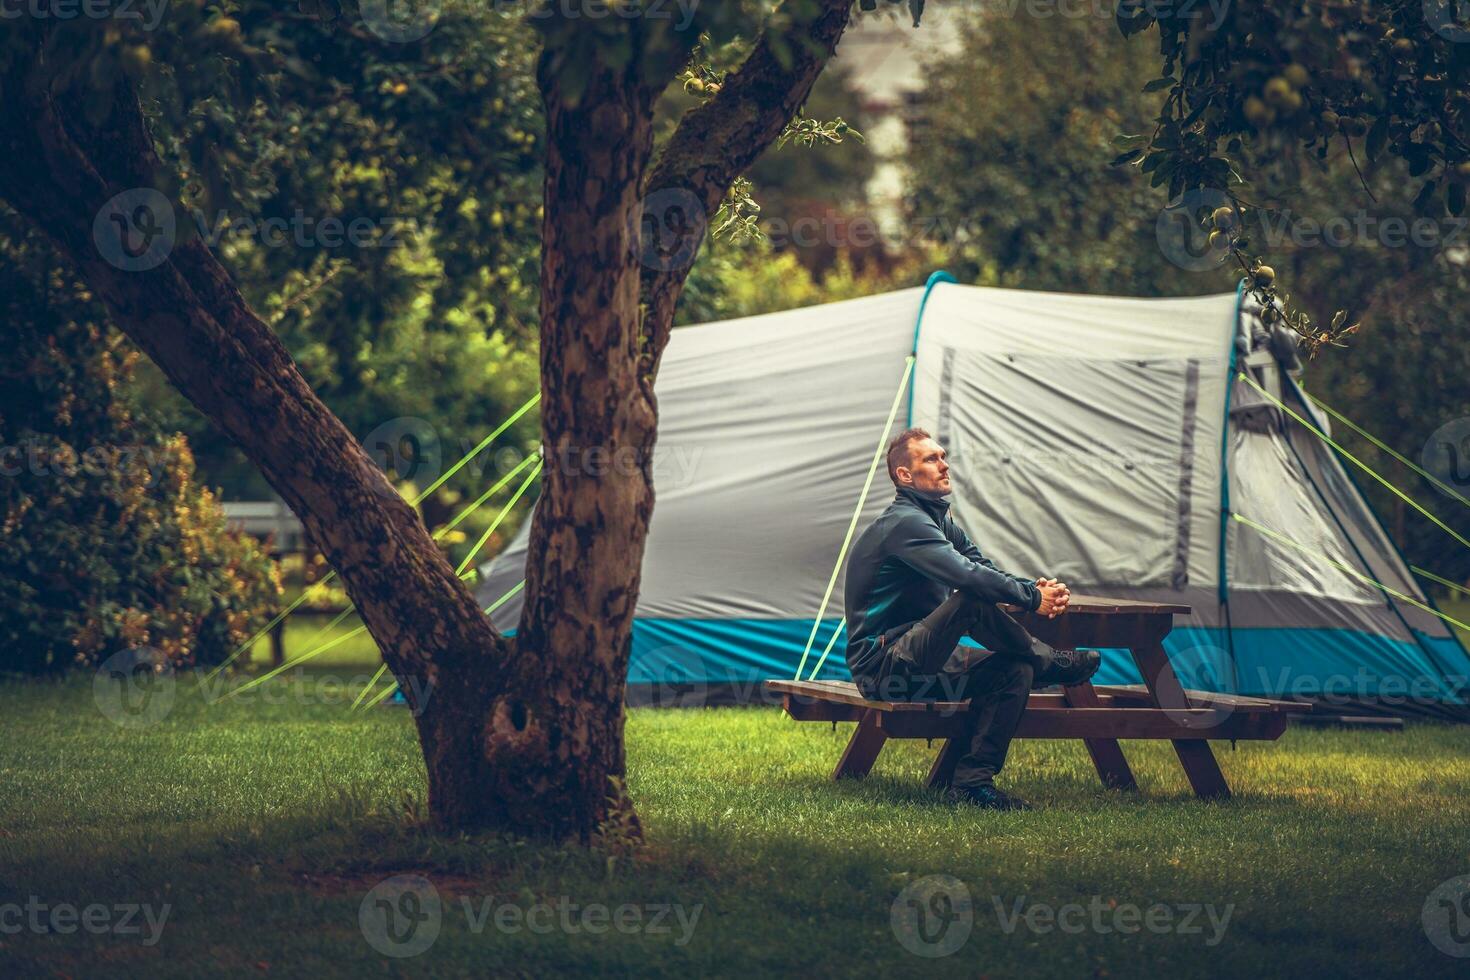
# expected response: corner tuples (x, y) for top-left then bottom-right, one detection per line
(1002, 594), (1192, 616)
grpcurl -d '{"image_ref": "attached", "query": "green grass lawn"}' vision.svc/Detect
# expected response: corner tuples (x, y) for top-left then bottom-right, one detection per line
(2, 670), (1469, 979)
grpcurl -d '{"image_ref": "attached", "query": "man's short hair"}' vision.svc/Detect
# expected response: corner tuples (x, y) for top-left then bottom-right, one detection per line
(886, 427), (933, 485)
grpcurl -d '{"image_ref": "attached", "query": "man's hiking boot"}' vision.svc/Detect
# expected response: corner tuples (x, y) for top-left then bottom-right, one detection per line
(1033, 648), (1101, 689)
(943, 785), (1035, 811)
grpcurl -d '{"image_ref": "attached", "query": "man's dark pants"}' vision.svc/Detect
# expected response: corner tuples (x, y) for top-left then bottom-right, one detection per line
(855, 592), (1057, 790)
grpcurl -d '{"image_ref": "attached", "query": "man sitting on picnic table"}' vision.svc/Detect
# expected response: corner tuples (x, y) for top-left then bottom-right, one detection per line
(843, 428), (1101, 811)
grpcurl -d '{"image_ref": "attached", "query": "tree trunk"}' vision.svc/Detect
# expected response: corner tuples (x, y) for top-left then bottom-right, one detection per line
(493, 61), (661, 841)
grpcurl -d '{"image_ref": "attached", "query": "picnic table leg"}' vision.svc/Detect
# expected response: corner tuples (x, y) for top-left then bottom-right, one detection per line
(833, 709), (887, 781)
(925, 738), (963, 790)
(1061, 681), (1139, 792)
(1130, 637), (1231, 801)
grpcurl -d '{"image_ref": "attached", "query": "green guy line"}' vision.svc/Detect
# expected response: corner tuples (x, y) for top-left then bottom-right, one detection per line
(436, 451), (541, 538)
(484, 579), (525, 617)
(795, 356), (915, 681)
(210, 394), (541, 678)
(805, 617), (847, 681)
(364, 680), (400, 709)
(1239, 372), (1470, 554)
(1412, 565), (1470, 599)
(413, 391), (540, 503)
(299, 603), (360, 656)
(222, 622), (370, 699)
(209, 574), (338, 679)
(331, 452), (544, 696)
(223, 568), (478, 702)
(1232, 513), (1470, 634)
(1307, 394), (1470, 510)
(346, 664), (388, 708)
(349, 461), (540, 707)
(454, 458), (543, 577)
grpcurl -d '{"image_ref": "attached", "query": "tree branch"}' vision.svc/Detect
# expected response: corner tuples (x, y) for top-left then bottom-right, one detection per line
(637, 0), (856, 382)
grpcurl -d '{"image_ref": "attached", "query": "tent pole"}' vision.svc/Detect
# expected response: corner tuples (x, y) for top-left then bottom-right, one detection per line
(1218, 280), (1246, 694)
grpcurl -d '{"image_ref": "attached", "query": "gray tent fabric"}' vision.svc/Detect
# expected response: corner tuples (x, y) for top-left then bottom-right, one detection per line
(479, 277), (1470, 717)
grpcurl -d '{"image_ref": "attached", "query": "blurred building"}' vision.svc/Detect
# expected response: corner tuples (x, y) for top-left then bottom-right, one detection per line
(839, 10), (962, 238)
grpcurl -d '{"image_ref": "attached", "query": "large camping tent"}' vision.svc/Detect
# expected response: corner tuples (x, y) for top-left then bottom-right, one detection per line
(479, 274), (1470, 719)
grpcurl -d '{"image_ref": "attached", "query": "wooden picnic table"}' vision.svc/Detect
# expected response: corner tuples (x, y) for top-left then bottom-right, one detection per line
(765, 595), (1308, 800)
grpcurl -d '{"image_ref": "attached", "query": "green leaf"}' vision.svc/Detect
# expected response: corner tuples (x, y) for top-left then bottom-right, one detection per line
(1143, 76), (1176, 93)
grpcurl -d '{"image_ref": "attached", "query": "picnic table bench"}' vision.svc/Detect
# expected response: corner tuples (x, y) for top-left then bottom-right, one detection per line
(766, 596), (1308, 800)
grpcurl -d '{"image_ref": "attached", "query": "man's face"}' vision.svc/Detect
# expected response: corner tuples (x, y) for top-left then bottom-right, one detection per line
(897, 437), (952, 497)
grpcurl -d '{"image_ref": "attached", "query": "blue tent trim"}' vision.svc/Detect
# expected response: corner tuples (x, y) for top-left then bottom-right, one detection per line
(609, 617), (1469, 705)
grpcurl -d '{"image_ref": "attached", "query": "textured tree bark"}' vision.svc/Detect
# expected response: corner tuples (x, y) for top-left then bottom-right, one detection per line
(503, 59), (660, 841)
